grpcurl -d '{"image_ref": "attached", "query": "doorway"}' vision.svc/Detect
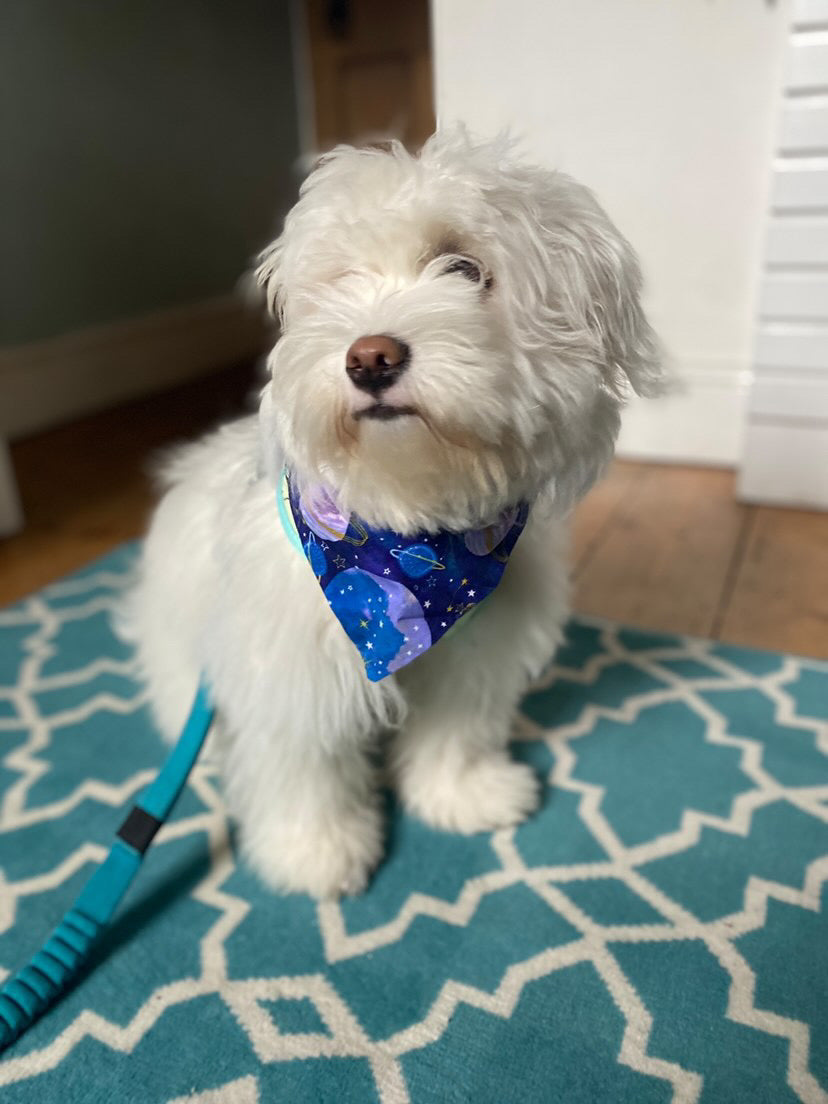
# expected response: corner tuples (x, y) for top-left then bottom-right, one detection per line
(301, 0), (435, 150)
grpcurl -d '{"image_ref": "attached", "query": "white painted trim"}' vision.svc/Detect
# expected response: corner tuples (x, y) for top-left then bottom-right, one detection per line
(616, 363), (749, 467)
(794, 0), (828, 27)
(766, 214), (828, 263)
(0, 294), (271, 440)
(779, 97), (828, 153)
(760, 272), (828, 317)
(738, 420), (828, 508)
(748, 372), (828, 419)
(0, 436), (23, 537)
(786, 35), (828, 92)
(771, 158), (828, 208)
(741, 11), (828, 509)
(755, 321), (828, 370)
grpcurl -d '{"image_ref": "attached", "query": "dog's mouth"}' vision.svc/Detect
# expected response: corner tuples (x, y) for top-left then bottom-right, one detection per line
(354, 403), (418, 422)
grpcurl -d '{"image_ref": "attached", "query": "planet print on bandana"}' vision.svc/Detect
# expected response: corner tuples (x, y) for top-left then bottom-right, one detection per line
(284, 471), (529, 682)
(300, 484), (368, 546)
(303, 533), (327, 577)
(324, 569), (431, 681)
(389, 543), (446, 579)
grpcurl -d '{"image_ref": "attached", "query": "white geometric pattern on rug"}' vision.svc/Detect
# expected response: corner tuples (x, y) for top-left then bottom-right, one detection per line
(1, 552), (827, 1103)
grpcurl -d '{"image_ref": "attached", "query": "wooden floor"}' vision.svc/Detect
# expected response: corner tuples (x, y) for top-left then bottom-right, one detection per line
(2, 361), (827, 659)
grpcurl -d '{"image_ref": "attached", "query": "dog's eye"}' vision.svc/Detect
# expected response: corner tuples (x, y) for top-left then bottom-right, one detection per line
(443, 256), (493, 289)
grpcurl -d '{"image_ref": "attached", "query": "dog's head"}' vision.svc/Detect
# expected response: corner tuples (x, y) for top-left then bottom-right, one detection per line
(257, 128), (662, 533)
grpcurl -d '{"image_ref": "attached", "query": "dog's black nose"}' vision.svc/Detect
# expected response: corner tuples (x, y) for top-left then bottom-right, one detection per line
(346, 335), (409, 394)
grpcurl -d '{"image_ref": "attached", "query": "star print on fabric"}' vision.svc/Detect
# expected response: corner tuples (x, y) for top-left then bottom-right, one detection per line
(284, 469), (528, 681)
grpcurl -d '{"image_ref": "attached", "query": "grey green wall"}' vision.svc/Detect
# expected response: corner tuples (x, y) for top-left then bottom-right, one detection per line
(1, 1), (300, 346)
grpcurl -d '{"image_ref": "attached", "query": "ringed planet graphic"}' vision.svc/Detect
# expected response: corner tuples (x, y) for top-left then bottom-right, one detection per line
(389, 543), (446, 579)
(300, 486), (368, 546)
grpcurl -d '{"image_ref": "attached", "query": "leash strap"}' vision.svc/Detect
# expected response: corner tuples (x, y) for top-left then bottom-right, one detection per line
(0, 682), (214, 1054)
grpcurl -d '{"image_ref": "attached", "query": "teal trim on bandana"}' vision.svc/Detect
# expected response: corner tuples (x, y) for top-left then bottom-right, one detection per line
(277, 469), (303, 554)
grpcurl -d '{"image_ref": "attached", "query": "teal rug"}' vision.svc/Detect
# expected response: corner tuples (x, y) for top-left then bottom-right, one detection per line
(1, 545), (827, 1103)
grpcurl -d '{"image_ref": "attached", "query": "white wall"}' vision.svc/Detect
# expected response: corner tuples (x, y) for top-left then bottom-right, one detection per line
(431, 0), (792, 465)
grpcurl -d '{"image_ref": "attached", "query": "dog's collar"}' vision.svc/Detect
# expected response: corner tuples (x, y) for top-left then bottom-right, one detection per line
(278, 469), (529, 682)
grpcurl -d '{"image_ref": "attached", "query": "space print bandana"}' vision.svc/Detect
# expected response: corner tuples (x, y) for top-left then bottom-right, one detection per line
(280, 470), (529, 682)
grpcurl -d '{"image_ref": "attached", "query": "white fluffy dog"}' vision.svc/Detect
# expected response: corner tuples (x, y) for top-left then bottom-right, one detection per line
(128, 128), (661, 898)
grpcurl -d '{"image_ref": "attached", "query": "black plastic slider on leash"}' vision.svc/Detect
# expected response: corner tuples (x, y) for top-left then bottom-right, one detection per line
(0, 682), (213, 1053)
(116, 806), (163, 855)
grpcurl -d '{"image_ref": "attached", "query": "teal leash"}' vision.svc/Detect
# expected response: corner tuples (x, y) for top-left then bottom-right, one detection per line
(0, 682), (214, 1054)
(0, 473), (295, 1055)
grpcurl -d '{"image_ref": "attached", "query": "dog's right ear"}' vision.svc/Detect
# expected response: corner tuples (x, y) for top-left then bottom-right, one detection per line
(255, 236), (285, 322)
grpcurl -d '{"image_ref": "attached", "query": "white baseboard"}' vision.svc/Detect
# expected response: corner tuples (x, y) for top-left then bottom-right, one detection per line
(738, 420), (828, 509)
(616, 362), (748, 467)
(0, 294), (272, 440)
(738, 372), (828, 509)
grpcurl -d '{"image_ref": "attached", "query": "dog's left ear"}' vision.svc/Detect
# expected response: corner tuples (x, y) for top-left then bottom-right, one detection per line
(255, 235), (285, 322)
(582, 219), (663, 399)
(544, 180), (665, 399)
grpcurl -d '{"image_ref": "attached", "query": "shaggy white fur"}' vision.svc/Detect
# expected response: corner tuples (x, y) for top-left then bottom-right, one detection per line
(127, 128), (661, 898)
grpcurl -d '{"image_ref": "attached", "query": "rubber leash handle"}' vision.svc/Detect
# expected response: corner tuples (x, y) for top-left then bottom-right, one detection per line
(0, 684), (213, 1054)
(0, 902), (111, 1051)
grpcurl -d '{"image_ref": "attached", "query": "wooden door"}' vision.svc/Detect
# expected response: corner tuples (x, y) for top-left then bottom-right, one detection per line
(303, 0), (435, 150)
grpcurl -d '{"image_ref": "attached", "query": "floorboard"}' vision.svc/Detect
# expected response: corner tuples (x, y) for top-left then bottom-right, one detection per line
(571, 460), (644, 573)
(0, 360), (261, 605)
(718, 506), (828, 659)
(573, 465), (751, 640)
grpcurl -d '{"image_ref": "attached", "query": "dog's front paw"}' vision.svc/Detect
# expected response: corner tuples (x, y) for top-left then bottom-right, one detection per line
(242, 807), (383, 899)
(399, 752), (539, 834)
